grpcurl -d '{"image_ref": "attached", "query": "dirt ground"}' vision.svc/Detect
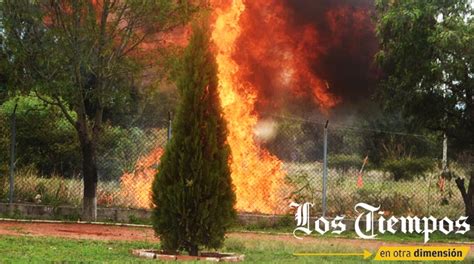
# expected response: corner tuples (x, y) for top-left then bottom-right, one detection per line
(0, 220), (473, 253)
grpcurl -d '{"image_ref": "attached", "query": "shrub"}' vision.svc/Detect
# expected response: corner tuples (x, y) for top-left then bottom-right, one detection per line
(0, 95), (80, 177)
(328, 154), (363, 172)
(382, 157), (434, 181)
(151, 25), (236, 256)
(353, 189), (414, 215)
(0, 95), (164, 181)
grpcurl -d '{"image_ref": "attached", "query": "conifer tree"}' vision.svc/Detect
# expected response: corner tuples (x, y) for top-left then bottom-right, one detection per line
(151, 24), (236, 256)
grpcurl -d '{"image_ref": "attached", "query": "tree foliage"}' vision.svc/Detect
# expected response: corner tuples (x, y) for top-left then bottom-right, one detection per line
(151, 24), (236, 256)
(1, 0), (193, 220)
(375, 0), (474, 222)
(375, 0), (473, 150)
(0, 95), (79, 176)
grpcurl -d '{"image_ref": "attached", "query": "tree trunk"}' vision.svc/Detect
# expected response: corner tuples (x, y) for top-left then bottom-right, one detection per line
(188, 245), (199, 256)
(79, 131), (98, 222)
(468, 170), (474, 225)
(456, 170), (474, 225)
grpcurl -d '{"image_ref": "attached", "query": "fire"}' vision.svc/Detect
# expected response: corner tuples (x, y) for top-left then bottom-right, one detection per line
(209, 0), (282, 214)
(120, 0), (340, 214)
(210, 0), (337, 214)
(230, 0), (339, 110)
(120, 148), (163, 208)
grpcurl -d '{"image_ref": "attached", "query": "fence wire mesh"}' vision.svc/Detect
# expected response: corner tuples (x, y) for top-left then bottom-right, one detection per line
(0, 115), (470, 219)
(262, 116), (467, 218)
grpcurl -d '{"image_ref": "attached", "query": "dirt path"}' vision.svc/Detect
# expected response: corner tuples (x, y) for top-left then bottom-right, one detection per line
(0, 221), (158, 242)
(0, 220), (472, 253)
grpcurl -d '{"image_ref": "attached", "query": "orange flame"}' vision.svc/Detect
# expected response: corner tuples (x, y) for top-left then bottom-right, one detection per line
(210, 0), (338, 214)
(210, 0), (286, 214)
(120, 148), (164, 208)
(231, 0), (339, 109)
(121, 0), (340, 214)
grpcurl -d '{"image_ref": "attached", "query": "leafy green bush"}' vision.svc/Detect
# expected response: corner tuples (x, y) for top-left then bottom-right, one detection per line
(0, 95), (80, 177)
(328, 154), (362, 172)
(382, 158), (434, 181)
(0, 95), (167, 181)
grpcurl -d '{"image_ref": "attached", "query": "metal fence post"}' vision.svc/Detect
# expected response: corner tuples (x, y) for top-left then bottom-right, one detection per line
(167, 111), (172, 142)
(322, 120), (328, 217)
(9, 103), (17, 204)
(442, 133), (448, 170)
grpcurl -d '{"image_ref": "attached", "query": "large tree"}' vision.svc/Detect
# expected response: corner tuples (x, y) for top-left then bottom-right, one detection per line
(151, 24), (236, 256)
(375, 0), (474, 222)
(1, 0), (193, 220)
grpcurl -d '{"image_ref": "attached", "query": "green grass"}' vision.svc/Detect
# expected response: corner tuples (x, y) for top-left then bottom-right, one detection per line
(232, 225), (474, 244)
(0, 235), (158, 263)
(311, 230), (474, 244)
(0, 234), (472, 263)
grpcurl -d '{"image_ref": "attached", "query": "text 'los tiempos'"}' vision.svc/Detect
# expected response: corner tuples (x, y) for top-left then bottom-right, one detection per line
(290, 202), (470, 243)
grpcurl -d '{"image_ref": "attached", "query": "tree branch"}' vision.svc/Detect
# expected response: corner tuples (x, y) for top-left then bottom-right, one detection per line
(52, 95), (76, 127)
(33, 90), (76, 128)
(33, 90), (56, 105)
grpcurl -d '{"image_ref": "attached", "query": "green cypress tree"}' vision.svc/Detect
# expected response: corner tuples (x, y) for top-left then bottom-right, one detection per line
(151, 24), (236, 256)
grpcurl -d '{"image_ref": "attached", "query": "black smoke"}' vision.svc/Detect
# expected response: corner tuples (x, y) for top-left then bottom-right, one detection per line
(285, 0), (378, 106)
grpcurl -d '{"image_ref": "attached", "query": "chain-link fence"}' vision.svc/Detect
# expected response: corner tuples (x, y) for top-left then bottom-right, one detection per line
(264, 116), (467, 218)
(0, 114), (170, 211)
(0, 114), (471, 219)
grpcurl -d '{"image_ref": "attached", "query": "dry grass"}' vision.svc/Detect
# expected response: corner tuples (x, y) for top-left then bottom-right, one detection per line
(0, 167), (129, 208)
(0, 164), (468, 219)
(284, 162), (466, 218)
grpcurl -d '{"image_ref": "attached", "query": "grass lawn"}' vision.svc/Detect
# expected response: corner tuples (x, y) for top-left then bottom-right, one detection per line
(232, 222), (474, 244)
(0, 234), (472, 263)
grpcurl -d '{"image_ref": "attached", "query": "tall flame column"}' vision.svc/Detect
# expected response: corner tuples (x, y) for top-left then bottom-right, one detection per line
(211, 0), (286, 214)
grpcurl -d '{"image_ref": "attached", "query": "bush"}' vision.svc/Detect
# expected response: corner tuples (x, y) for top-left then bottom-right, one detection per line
(353, 189), (414, 215)
(382, 158), (434, 181)
(0, 95), (166, 181)
(263, 120), (324, 162)
(152, 26), (235, 256)
(328, 154), (362, 172)
(0, 95), (80, 177)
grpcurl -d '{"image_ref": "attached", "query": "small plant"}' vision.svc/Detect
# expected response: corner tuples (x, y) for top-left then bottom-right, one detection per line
(382, 158), (434, 181)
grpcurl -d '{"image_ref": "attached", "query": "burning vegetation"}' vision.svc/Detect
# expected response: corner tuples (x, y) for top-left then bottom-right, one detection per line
(120, 0), (375, 214)
(120, 148), (164, 208)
